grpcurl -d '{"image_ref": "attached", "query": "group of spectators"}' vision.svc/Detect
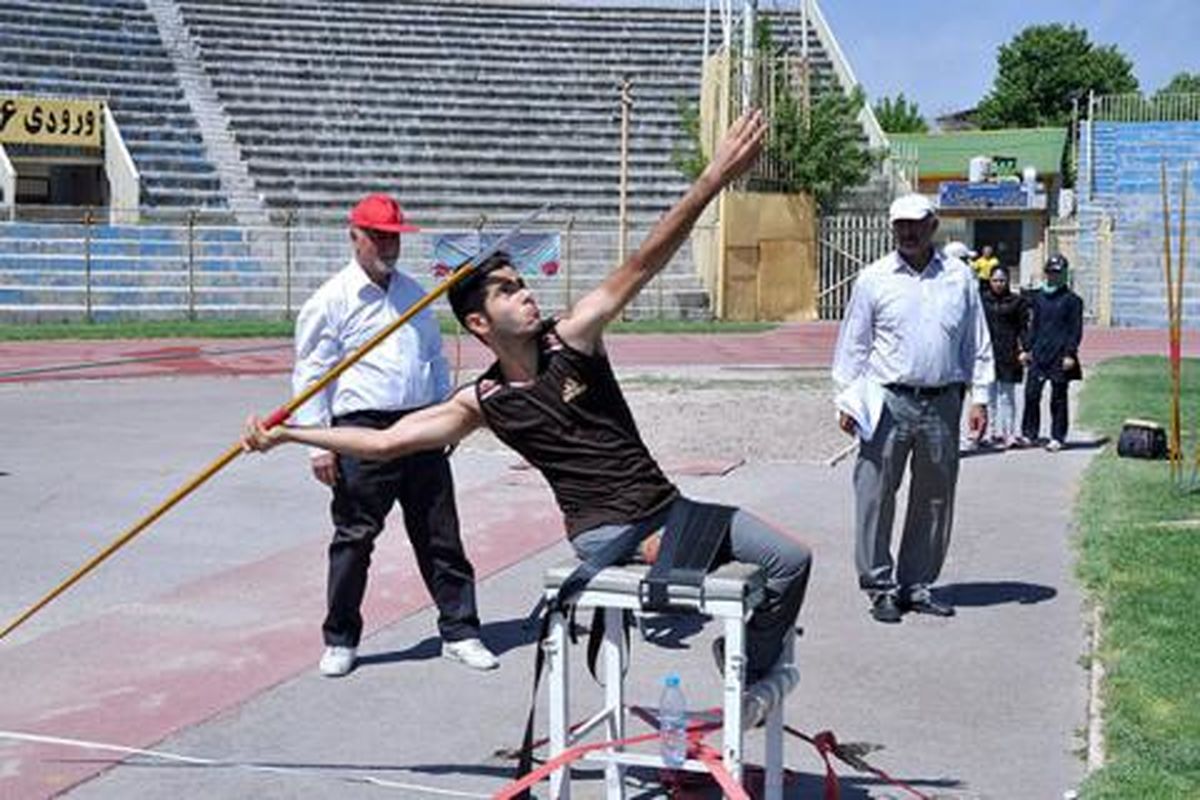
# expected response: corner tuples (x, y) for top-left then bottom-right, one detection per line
(949, 241), (1084, 452)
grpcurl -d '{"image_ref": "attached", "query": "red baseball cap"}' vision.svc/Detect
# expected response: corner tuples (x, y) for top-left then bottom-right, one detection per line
(349, 193), (420, 233)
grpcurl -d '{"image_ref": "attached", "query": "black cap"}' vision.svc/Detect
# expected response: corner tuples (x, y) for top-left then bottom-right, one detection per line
(1045, 254), (1069, 273)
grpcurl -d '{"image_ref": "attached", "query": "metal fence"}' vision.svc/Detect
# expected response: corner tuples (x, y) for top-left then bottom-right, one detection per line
(817, 211), (890, 319)
(1093, 92), (1200, 122)
(0, 206), (715, 323)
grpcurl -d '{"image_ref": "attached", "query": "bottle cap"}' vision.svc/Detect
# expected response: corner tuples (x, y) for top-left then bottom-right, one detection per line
(664, 673), (680, 687)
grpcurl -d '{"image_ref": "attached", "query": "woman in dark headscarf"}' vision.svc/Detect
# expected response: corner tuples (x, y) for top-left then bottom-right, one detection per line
(980, 265), (1027, 448)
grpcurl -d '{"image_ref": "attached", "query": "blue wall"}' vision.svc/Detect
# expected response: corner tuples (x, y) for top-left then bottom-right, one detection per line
(1078, 121), (1200, 327)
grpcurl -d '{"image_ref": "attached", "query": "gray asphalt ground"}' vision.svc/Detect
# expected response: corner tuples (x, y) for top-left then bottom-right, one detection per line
(0, 369), (1095, 799)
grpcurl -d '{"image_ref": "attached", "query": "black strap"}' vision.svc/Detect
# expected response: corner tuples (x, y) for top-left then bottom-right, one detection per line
(550, 524), (648, 612)
(639, 499), (735, 611)
(585, 607), (633, 685)
(514, 613), (551, 799)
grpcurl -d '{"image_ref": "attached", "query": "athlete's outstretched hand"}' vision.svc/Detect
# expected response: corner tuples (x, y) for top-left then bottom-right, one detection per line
(703, 108), (767, 188)
(242, 415), (286, 453)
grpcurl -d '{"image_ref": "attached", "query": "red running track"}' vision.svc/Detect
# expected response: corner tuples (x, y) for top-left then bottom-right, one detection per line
(1, 322), (1193, 384)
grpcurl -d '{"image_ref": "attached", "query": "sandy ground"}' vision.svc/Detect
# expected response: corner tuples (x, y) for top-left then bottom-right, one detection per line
(461, 366), (849, 465)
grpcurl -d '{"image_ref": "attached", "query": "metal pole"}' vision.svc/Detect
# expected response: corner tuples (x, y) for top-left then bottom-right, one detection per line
(84, 207), (94, 323)
(1087, 91), (1096, 201)
(657, 270), (665, 320)
(800, 0), (809, 61)
(1070, 95), (1080, 188)
(187, 209), (197, 322)
(741, 0), (757, 112)
(703, 0), (712, 61)
(720, 0), (732, 52)
(618, 77), (632, 268)
(284, 210), (295, 320)
(565, 213), (575, 309)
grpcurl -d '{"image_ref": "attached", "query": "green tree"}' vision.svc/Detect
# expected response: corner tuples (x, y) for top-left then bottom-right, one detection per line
(976, 24), (1138, 128)
(670, 98), (707, 181)
(1154, 71), (1200, 98)
(766, 84), (875, 212)
(1149, 72), (1200, 120)
(673, 17), (874, 211)
(873, 92), (928, 133)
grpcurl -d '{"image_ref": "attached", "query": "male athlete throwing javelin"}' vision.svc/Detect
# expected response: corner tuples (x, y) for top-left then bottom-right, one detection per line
(243, 110), (812, 692)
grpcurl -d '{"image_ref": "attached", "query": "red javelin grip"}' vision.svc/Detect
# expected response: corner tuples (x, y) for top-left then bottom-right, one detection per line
(262, 406), (291, 429)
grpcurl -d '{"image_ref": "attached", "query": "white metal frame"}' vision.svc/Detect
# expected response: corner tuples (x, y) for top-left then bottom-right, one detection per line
(542, 566), (792, 800)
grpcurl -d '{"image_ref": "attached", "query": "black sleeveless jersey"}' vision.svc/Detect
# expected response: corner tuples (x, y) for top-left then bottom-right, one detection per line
(474, 322), (678, 538)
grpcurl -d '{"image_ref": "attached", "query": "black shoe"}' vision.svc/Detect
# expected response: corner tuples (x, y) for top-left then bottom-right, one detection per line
(899, 596), (956, 617)
(870, 594), (903, 623)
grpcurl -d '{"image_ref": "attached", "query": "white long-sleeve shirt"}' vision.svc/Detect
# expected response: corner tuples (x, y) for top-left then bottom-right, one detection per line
(291, 259), (452, 435)
(831, 251), (994, 405)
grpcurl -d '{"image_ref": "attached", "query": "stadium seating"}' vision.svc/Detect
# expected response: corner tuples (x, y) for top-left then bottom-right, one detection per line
(0, 0), (869, 321)
(0, 0), (225, 208)
(175, 0), (831, 219)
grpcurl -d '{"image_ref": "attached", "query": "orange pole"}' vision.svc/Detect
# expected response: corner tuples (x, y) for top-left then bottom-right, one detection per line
(1178, 163), (1188, 478)
(0, 208), (545, 641)
(1162, 162), (1180, 477)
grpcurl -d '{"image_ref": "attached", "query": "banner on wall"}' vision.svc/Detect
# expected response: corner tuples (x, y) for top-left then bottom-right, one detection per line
(0, 96), (104, 148)
(431, 232), (561, 278)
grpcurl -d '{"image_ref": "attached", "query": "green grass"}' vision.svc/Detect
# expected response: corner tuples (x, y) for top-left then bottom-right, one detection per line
(0, 317), (776, 341)
(1075, 357), (1200, 798)
(0, 318), (296, 340)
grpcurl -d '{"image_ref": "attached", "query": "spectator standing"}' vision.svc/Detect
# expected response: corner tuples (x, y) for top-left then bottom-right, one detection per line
(832, 193), (994, 623)
(980, 265), (1027, 448)
(1019, 254), (1083, 451)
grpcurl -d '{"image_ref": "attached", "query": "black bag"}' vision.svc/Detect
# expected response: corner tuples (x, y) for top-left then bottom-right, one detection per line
(1117, 419), (1168, 460)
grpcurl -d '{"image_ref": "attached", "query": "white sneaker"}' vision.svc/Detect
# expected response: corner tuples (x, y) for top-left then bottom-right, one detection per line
(318, 645), (357, 677)
(1045, 439), (1063, 452)
(442, 637), (499, 671)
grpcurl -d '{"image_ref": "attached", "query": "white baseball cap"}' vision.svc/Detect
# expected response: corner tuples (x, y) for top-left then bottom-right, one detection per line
(942, 241), (976, 260)
(888, 193), (936, 223)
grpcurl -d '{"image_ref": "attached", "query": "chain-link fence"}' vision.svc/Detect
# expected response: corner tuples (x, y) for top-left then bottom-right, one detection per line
(0, 206), (717, 323)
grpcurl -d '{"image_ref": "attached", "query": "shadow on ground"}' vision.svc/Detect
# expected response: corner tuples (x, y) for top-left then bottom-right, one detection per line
(935, 580), (1057, 608)
(63, 756), (964, 798)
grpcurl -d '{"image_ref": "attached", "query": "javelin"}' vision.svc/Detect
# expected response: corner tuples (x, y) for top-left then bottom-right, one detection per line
(0, 205), (548, 642)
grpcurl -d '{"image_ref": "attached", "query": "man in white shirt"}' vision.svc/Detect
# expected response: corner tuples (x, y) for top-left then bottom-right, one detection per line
(292, 193), (497, 676)
(831, 194), (994, 624)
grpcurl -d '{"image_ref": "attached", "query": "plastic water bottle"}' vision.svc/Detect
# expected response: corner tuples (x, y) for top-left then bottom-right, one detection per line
(658, 673), (688, 768)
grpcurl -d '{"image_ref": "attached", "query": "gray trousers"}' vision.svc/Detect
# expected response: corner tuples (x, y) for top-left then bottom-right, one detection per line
(853, 386), (962, 601)
(571, 497), (812, 681)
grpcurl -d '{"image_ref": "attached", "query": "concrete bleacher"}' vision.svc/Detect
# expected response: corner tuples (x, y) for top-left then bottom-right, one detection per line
(0, 0), (877, 321)
(175, 0), (833, 219)
(0, 0), (225, 209)
(0, 221), (277, 321)
(1077, 115), (1200, 328)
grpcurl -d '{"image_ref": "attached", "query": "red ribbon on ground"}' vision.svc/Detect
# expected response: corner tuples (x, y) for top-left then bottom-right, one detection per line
(786, 726), (932, 800)
(495, 706), (934, 800)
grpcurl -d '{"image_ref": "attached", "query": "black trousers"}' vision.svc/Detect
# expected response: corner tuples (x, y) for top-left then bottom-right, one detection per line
(1022, 373), (1070, 443)
(325, 409), (480, 647)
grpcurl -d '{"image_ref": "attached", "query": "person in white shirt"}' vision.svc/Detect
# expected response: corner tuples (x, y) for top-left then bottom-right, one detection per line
(292, 193), (497, 676)
(831, 194), (994, 624)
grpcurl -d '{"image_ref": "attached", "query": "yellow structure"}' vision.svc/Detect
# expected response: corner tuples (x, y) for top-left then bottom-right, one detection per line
(692, 53), (819, 321)
(719, 191), (817, 320)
